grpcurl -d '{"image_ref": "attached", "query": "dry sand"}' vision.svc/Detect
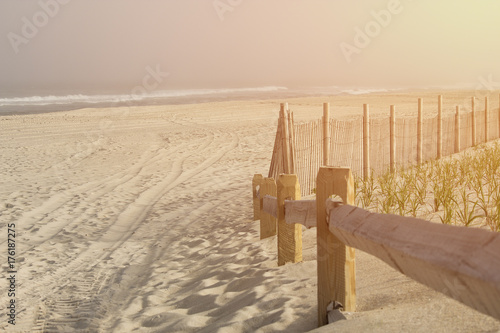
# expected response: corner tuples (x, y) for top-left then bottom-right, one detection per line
(1, 91), (499, 332)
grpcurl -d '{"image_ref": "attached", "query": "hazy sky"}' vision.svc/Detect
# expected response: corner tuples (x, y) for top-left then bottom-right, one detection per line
(1, 0), (500, 94)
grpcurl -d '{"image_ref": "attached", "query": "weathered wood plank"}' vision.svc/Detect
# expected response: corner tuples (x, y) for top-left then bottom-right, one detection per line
(262, 195), (317, 227)
(363, 105), (370, 180)
(260, 178), (277, 239)
(390, 105), (396, 173)
(485, 96), (489, 141)
(437, 95), (443, 159)
(284, 199), (316, 228)
(252, 174), (263, 221)
(417, 98), (423, 164)
(288, 110), (295, 174)
(328, 204), (500, 321)
(498, 94), (500, 140)
(281, 104), (291, 174)
(277, 174), (302, 266)
(323, 103), (330, 166)
(262, 195), (278, 218)
(455, 106), (461, 153)
(472, 96), (476, 146)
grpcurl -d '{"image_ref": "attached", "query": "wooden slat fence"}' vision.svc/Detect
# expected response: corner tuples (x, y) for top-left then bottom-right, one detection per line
(269, 95), (500, 197)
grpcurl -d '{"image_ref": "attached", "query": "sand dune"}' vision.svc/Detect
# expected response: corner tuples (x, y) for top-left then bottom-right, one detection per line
(1, 92), (499, 332)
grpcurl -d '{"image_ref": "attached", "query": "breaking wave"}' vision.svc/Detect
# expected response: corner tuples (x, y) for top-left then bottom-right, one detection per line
(0, 86), (288, 107)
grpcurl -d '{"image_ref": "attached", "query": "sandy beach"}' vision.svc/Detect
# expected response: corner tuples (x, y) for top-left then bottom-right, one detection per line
(1, 91), (500, 332)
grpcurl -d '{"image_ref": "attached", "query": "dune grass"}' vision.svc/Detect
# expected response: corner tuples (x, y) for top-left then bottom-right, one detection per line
(355, 141), (500, 232)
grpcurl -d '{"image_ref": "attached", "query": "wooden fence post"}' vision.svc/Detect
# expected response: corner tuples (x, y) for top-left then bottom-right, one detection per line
(277, 174), (302, 266)
(455, 106), (461, 153)
(260, 177), (277, 239)
(417, 98), (423, 164)
(485, 96), (489, 142)
(280, 103), (291, 174)
(437, 95), (442, 159)
(472, 97), (476, 146)
(253, 174), (263, 221)
(317, 167), (356, 326)
(323, 103), (330, 166)
(288, 110), (295, 174)
(390, 105), (396, 173)
(498, 94), (500, 139)
(363, 104), (370, 180)
(268, 110), (284, 179)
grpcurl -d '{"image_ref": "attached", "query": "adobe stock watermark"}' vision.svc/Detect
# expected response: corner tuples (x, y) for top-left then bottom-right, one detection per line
(340, 0), (408, 64)
(130, 65), (170, 101)
(441, 276), (467, 301)
(471, 73), (500, 108)
(456, 74), (500, 114)
(7, 0), (71, 54)
(475, 74), (500, 98)
(98, 64), (169, 133)
(213, 0), (243, 21)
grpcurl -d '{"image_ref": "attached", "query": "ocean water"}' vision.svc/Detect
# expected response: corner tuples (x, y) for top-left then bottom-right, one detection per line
(0, 86), (399, 115)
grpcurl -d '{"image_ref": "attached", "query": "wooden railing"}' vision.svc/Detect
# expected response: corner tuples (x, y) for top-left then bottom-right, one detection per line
(252, 167), (500, 327)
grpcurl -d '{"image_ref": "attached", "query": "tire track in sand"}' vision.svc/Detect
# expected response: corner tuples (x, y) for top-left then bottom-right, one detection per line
(0, 143), (169, 247)
(6, 131), (238, 332)
(0, 127), (213, 251)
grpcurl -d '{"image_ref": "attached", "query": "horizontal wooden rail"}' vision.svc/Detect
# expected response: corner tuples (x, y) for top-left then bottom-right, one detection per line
(328, 204), (500, 321)
(262, 194), (317, 228)
(285, 199), (316, 228)
(262, 195), (277, 219)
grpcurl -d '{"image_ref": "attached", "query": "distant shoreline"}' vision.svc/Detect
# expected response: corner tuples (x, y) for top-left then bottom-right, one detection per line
(0, 87), (494, 116)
